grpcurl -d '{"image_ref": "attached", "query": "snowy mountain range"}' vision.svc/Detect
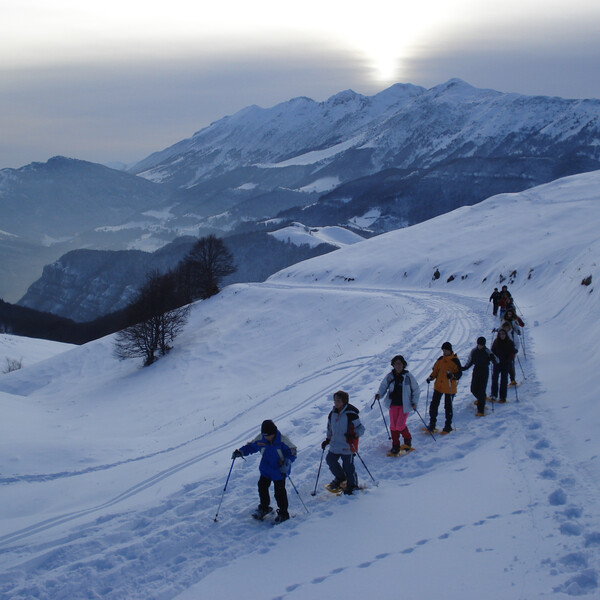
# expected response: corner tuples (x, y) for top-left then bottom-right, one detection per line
(1, 79), (599, 309)
(1, 170), (598, 599)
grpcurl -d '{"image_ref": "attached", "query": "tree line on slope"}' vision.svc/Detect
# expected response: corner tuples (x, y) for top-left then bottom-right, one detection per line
(0, 235), (235, 356)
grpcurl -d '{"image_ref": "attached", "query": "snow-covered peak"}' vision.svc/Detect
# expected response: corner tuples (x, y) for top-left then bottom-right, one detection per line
(268, 222), (365, 248)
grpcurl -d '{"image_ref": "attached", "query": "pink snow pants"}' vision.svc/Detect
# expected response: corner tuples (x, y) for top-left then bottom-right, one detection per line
(389, 405), (410, 444)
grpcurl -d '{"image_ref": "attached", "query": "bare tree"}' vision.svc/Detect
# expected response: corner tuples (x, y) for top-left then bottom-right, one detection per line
(180, 235), (236, 300)
(114, 271), (189, 366)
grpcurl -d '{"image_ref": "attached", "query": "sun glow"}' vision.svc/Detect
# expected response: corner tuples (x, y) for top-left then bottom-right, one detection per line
(3, 0), (599, 85)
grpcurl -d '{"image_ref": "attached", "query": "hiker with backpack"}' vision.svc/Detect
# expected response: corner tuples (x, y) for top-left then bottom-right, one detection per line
(426, 342), (462, 434)
(374, 354), (420, 454)
(461, 336), (497, 416)
(489, 288), (501, 316)
(321, 390), (365, 495)
(232, 419), (297, 523)
(490, 329), (516, 403)
(498, 285), (512, 319)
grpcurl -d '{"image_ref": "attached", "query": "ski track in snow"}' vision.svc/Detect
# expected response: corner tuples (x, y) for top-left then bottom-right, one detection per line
(1, 287), (599, 599)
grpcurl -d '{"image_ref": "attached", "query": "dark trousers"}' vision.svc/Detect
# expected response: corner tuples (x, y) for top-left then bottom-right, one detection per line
(491, 362), (509, 400)
(471, 369), (489, 413)
(492, 303), (498, 316)
(429, 390), (453, 430)
(258, 475), (288, 514)
(326, 451), (357, 487)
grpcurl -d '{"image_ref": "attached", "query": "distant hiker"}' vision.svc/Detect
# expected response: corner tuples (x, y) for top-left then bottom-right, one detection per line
(498, 285), (512, 319)
(232, 419), (297, 523)
(321, 390), (365, 494)
(375, 354), (420, 454)
(490, 329), (516, 403)
(502, 308), (525, 331)
(502, 308), (525, 384)
(462, 336), (497, 416)
(426, 342), (462, 434)
(499, 322), (520, 386)
(489, 288), (501, 316)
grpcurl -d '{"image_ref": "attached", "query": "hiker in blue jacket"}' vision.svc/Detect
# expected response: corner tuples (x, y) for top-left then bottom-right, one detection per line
(232, 419), (297, 523)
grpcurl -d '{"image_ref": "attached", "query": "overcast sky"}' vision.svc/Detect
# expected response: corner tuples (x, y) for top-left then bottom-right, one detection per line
(1, 0), (599, 170)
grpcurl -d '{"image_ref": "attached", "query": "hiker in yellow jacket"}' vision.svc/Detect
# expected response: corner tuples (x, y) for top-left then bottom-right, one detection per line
(426, 342), (462, 434)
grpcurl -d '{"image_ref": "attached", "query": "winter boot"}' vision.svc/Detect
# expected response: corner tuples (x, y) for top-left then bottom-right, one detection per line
(400, 439), (412, 451)
(343, 484), (357, 495)
(390, 445), (401, 455)
(273, 509), (290, 524)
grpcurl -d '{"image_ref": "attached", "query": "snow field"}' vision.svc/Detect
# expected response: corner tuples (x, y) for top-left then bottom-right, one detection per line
(1, 170), (599, 598)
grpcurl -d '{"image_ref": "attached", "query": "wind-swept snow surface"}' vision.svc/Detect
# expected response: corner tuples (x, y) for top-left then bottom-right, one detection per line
(1, 171), (599, 599)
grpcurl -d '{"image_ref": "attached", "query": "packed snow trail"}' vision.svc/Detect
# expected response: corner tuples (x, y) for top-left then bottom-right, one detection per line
(0, 284), (598, 599)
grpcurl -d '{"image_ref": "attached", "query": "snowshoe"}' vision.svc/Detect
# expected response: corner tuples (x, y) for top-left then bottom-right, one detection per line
(422, 426), (439, 434)
(251, 506), (273, 521)
(440, 428), (453, 435)
(387, 446), (415, 457)
(325, 480), (346, 493)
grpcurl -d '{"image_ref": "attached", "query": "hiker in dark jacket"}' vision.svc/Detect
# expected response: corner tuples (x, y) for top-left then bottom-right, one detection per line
(489, 288), (501, 316)
(232, 419), (297, 523)
(321, 390), (365, 495)
(490, 329), (516, 403)
(462, 336), (497, 416)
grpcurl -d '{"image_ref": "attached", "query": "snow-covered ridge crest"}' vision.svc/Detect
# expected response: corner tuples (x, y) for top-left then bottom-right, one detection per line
(129, 79), (600, 187)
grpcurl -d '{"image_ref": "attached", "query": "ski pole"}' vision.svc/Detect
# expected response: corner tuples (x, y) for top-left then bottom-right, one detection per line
(514, 383), (520, 403)
(425, 380), (430, 414)
(213, 456), (237, 522)
(310, 448), (325, 496)
(516, 354), (527, 380)
(489, 363), (494, 414)
(353, 450), (378, 486)
(287, 475), (309, 514)
(373, 396), (391, 439)
(414, 406), (436, 441)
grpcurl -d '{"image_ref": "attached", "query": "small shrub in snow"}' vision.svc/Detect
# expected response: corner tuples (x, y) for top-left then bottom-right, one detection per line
(2, 357), (22, 373)
(582, 275), (592, 286)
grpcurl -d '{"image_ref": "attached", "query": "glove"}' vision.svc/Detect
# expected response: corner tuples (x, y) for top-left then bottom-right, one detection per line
(374, 394), (380, 400)
(231, 449), (243, 459)
(279, 458), (291, 475)
(321, 439), (330, 450)
(426, 377), (432, 384)
(514, 349), (518, 354)
(411, 403), (416, 411)
(446, 372), (453, 379)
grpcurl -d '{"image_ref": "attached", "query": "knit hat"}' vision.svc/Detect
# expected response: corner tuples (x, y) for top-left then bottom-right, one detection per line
(477, 336), (486, 346)
(391, 354), (407, 367)
(441, 342), (453, 352)
(261, 419), (277, 436)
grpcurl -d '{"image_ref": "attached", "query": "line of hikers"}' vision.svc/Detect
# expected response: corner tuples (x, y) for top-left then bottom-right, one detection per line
(230, 287), (525, 520)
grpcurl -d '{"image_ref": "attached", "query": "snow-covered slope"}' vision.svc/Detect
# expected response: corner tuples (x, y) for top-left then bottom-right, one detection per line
(0, 171), (599, 599)
(0, 334), (73, 371)
(268, 222), (365, 248)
